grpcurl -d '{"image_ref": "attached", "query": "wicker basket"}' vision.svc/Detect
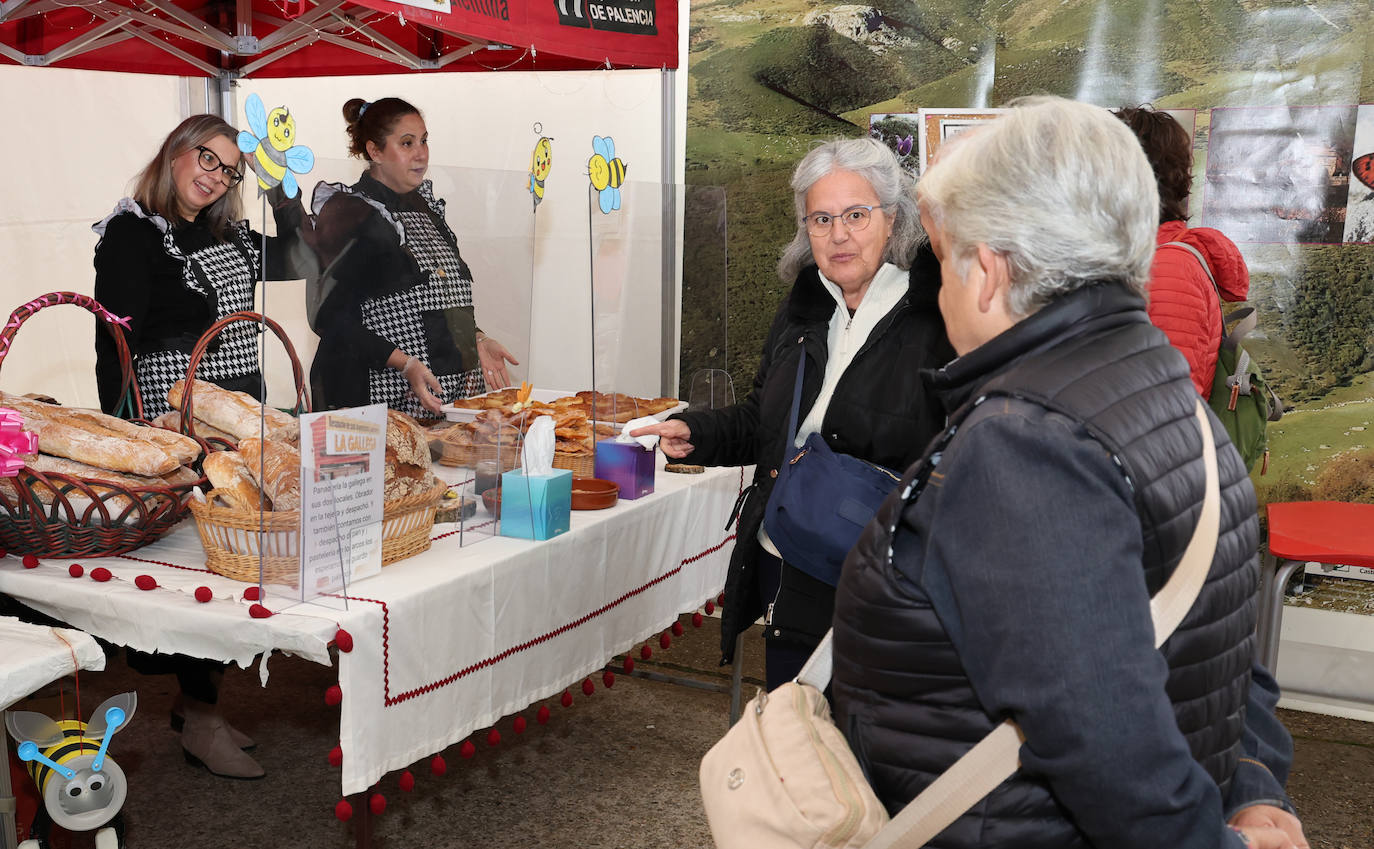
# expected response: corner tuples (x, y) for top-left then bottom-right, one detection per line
(178, 312), (310, 449)
(189, 482), (448, 583)
(0, 293), (207, 557)
(553, 452), (595, 478)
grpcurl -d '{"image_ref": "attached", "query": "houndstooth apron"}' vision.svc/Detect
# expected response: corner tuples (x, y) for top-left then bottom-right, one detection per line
(134, 222), (261, 420)
(361, 184), (485, 417)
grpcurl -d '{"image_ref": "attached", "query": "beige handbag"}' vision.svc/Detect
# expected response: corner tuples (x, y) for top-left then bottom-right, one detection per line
(701, 400), (1221, 849)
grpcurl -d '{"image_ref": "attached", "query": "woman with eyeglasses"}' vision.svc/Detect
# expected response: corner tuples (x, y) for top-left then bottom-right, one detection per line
(631, 138), (953, 687)
(90, 113), (311, 781)
(93, 113), (312, 421)
(306, 96), (519, 416)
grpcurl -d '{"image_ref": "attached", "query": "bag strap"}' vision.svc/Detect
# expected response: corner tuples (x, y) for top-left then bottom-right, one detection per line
(1160, 242), (1280, 420)
(800, 398), (1222, 849)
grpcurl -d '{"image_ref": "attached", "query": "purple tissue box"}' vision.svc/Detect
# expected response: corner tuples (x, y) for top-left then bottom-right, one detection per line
(594, 439), (656, 500)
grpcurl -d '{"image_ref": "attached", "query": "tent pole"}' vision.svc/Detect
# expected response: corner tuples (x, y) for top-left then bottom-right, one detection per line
(659, 68), (678, 397)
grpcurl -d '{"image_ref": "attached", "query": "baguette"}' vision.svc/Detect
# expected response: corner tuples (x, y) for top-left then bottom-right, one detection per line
(2, 453), (178, 517)
(152, 411), (238, 446)
(168, 380), (298, 443)
(238, 437), (301, 511)
(1, 393), (197, 470)
(203, 451), (269, 512)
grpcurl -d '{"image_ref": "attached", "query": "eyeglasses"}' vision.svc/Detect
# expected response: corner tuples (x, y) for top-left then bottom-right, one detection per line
(803, 204), (885, 237)
(193, 146), (245, 187)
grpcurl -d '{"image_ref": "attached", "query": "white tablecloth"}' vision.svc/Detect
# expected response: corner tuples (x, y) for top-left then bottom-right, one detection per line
(0, 616), (105, 711)
(0, 462), (742, 794)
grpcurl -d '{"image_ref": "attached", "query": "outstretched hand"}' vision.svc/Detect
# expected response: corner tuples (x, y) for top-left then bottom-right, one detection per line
(628, 419), (694, 459)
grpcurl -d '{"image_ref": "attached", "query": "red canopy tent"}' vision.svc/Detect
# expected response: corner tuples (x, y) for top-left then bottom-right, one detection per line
(0, 0), (676, 77)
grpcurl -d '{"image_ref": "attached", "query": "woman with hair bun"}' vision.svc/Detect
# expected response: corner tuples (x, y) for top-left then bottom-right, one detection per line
(308, 96), (518, 415)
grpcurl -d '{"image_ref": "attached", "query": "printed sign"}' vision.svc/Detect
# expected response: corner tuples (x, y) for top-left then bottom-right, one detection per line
(391, 0), (453, 14)
(554, 0), (656, 35)
(299, 405), (387, 599)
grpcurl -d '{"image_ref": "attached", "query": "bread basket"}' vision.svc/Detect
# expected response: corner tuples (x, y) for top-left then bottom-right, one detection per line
(177, 311), (310, 450)
(0, 292), (208, 556)
(189, 482), (448, 584)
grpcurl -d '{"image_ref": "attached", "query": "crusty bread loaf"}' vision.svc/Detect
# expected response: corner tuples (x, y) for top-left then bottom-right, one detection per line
(384, 410), (436, 501)
(168, 380), (298, 443)
(4, 453), (176, 516)
(238, 437), (300, 511)
(203, 451), (268, 512)
(1, 392), (197, 472)
(152, 411), (238, 446)
(161, 465), (202, 487)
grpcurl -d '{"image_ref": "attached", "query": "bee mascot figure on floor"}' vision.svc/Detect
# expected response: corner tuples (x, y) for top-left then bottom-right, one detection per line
(6, 693), (137, 849)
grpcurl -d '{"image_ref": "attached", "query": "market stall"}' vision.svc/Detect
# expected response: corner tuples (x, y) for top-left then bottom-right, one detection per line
(0, 457), (740, 798)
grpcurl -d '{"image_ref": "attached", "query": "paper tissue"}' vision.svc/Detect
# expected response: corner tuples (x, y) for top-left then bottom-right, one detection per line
(594, 415), (658, 500)
(501, 416), (572, 540)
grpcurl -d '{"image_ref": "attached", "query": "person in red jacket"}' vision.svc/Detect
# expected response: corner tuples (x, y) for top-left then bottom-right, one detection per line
(1115, 106), (1250, 398)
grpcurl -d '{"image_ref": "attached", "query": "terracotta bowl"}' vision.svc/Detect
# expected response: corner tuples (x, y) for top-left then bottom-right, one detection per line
(481, 487), (501, 518)
(571, 477), (619, 510)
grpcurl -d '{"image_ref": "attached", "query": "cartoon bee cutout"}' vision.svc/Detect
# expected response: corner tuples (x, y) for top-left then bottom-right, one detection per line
(529, 135), (553, 211)
(236, 92), (315, 199)
(6, 692), (138, 849)
(588, 135), (627, 214)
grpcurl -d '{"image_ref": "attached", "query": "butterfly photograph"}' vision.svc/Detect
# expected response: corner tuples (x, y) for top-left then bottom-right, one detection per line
(1342, 105), (1374, 244)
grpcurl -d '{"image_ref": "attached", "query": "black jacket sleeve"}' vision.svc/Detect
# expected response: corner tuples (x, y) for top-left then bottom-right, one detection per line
(93, 214), (158, 415)
(672, 295), (794, 468)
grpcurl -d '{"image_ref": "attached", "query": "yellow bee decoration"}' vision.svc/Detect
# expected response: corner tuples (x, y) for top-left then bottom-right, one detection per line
(588, 135), (626, 213)
(236, 93), (315, 198)
(529, 136), (553, 211)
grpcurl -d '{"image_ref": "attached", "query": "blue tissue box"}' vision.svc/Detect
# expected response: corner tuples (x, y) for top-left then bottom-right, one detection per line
(594, 439), (656, 500)
(499, 468), (572, 540)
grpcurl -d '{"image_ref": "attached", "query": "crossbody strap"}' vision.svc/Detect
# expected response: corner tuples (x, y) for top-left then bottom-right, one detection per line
(800, 398), (1222, 849)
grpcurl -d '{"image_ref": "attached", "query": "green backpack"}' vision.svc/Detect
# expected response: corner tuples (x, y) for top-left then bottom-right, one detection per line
(1161, 242), (1283, 474)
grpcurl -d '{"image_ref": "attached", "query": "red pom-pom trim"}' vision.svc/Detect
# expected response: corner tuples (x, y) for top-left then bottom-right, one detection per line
(560, 690), (573, 708)
(328, 745), (343, 767)
(704, 600), (715, 615)
(194, 586), (213, 603)
(717, 592), (725, 606)
(399, 771), (415, 793)
(90, 567), (112, 583)
(460, 740), (476, 758)
(369, 794), (386, 816)
(334, 628), (354, 653)
(623, 655), (635, 674)
(68, 564), (83, 578)
(324, 685), (343, 706)
(430, 755), (447, 776)
(602, 670), (615, 689)
(243, 586), (261, 601)
(135, 574), (157, 591)
(487, 728), (501, 747)
(692, 611), (704, 628)
(581, 678), (595, 696)
(659, 632), (671, 650)
(513, 715), (527, 734)
(671, 621), (684, 637)
(640, 644), (652, 660)
(536, 705), (551, 724)
(334, 800), (353, 822)
(249, 603), (273, 619)
(22, 554), (38, 568)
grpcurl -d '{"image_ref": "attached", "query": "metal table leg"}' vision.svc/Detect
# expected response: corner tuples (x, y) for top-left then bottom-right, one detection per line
(1261, 558), (1305, 674)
